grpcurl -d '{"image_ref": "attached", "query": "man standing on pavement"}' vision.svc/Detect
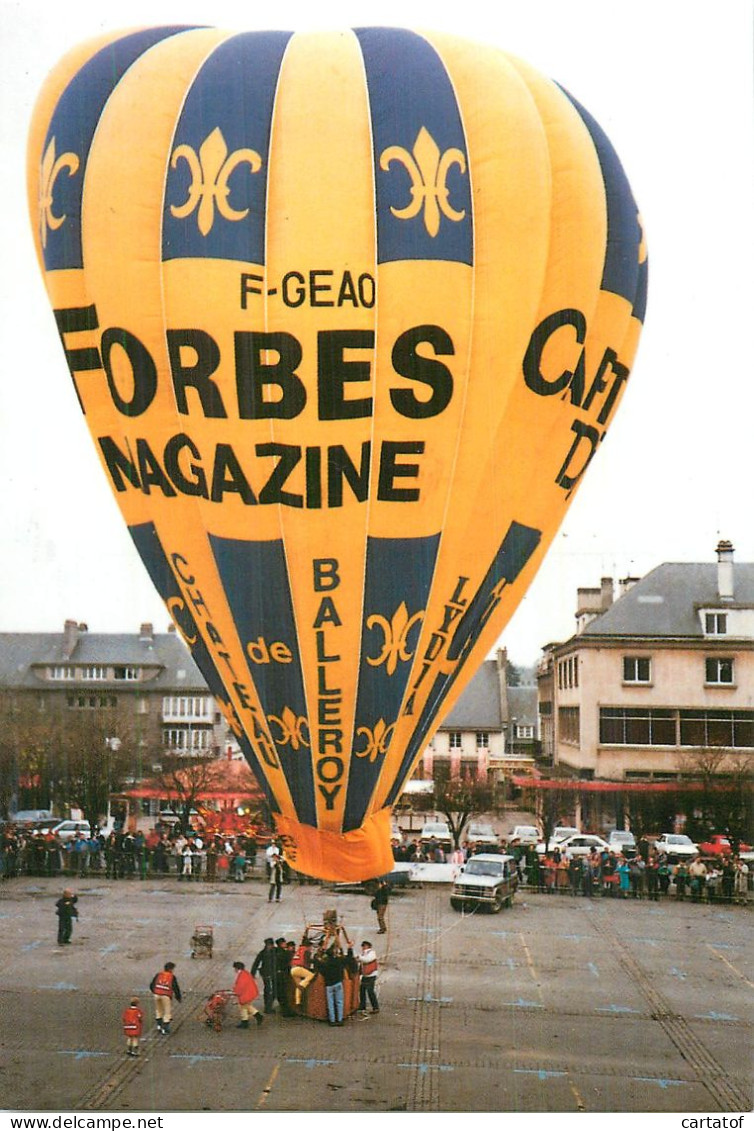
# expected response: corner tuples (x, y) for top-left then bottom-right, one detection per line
(251, 938), (278, 1014)
(232, 962), (264, 1028)
(372, 879), (389, 934)
(268, 854), (284, 902)
(150, 961), (182, 1034)
(274, 937), (295, 1016)
(357, 941), (379, 1016)
(55, 889), (78, 945)
(314, 945), (350, 1026)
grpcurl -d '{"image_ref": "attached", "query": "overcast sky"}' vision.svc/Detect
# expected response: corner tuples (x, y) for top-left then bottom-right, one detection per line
(1, 0), (752, 666)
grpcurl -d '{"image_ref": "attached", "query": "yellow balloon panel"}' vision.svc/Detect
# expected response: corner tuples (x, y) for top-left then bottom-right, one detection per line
(28, 27), (647, 881)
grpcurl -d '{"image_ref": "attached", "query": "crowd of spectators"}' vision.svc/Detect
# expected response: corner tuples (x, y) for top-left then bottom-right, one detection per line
(0, 823), (271, 882)
(393, 833), (751, 904)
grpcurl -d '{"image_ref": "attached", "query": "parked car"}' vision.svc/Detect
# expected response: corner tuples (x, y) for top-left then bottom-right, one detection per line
(508, 825), (541, 846)
(608, 830), (637, 856)
(537, 826), (580, 853)
(51, 819), (92, 844)
(654, 833), (699, 859)
(555, 833), (610, 858)
(466, 822), (498, 846)
(420, 821), (453, 849)
(157, 809), (200, 828)
(697, 834), (752, 856)
(450, 853), (518, 913)
(11, 809), (55, 827)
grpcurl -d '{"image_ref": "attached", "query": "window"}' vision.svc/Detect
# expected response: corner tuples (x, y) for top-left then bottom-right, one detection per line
(162, 728), (211, 751)
(516, 724), (534, 739)
(476, 732), (489, 749)
(449, 732), (462, 749)
(82, 665), (107, 681)
(679, 709), (754, 748)
(600, 707), (676, 746)
(51, 666), (75, 680)
(460, 756), (480, 780)
(623, 656), (651, 683)
(558, 656), (579, 689)
(705, 657), (734, 685)
(162, 696), (214, 720)
(705, 612), (727, 635)
(114, 666), (139, 681)
(558, 706), (580, 744)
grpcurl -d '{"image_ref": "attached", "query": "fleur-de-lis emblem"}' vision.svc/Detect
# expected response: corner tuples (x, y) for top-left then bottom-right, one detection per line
(267, 706), (310, 751)
(355, 718), (395, 762)
(170, 126), (262, 236)
(39, 137), (80, 249)
(366, 602), (423, 676)
(380, 126), (466, 237)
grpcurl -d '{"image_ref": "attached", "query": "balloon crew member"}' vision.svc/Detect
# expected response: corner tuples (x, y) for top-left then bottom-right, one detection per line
(268, 855), (284, 903)
(122, 997), (144, 1056)
(358, 941), (380, 1016)
(274, 937), (295, 1016)
(251, 938), (278, 1014)
(371, 880), (389, 934)
(232, 962), (264, 1028)
(150, 961), (182, 1034)
(55, 889), (78, 945)
(289, 936), (316, 1009)
(314, 946), (351, 1026)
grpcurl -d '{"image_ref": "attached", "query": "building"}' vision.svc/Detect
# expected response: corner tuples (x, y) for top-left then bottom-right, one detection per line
(539, 541), (754, 782)
(0, 619), (232, 768)
(420, 649), (537, 783)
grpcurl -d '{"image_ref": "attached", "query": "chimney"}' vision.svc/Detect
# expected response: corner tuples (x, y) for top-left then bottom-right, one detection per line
(600, 577), (614, 611)
(619, 576), (640, 597)
(716, 540), (735, 602)
(62, 619), (80, 659)
(139, 622), (154, 643)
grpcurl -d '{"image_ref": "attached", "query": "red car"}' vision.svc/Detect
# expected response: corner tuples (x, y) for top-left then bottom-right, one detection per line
(698, 834), (752, 856)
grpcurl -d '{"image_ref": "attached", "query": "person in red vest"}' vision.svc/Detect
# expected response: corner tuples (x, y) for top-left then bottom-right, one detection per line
(150, 961), (182, 1034)
(122, 997), (144, 1056)
(232, 962), (264, 1028)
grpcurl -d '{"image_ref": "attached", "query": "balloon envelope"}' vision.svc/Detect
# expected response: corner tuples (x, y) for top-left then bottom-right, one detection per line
(28, 27), (647, 880)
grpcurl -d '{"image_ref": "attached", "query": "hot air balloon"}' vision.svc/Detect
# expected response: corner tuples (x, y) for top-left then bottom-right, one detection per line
(27, 27), (647, 881)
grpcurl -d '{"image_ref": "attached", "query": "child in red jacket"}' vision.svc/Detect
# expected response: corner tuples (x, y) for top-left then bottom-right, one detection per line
(122, 997), (145, 1057)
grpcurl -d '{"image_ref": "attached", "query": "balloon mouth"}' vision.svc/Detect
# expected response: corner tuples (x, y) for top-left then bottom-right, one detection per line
(274, 808), (394, 883)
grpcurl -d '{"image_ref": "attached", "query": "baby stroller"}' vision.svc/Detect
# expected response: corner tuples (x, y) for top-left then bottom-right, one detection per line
(203, 990), (234, 1032)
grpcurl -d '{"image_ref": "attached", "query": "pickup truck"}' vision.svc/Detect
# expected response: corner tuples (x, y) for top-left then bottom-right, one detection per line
(450, 853), (518, 913)
(420, 821), (453, 849)
(466, 822), (498, 846)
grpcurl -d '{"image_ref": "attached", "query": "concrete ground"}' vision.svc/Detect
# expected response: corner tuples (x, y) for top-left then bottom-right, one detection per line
(0, 873), (751, 1115)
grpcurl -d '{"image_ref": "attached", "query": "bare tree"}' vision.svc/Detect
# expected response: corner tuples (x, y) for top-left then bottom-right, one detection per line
(430, 775), (498, 848)
(0, 693), (136, 823)
(677, 747), (753, 847)
(153, 755), (218, 833)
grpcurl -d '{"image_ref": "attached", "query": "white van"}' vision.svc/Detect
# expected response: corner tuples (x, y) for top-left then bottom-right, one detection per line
(52, 819), (92, 844)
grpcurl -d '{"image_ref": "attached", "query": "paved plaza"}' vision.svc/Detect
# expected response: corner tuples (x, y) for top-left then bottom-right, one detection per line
(0, 874), (751, 1114)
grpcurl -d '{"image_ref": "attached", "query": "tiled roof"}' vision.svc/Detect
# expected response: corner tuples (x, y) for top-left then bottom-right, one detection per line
(440, 660), (505, 729)
(507, 685), (538, 728)
(0, 629), (207, 690)
(581, 562), (754, 638)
